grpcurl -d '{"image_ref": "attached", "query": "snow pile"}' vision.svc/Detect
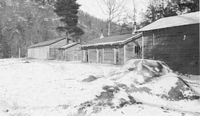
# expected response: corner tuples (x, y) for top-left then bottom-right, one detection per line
(109, 59), (171, 84)
(75, 59), (200, 116)
(76, 74), (199, 115)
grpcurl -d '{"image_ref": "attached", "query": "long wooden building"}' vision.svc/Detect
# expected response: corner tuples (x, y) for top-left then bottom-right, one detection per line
(28, 37), (82, 61)
(138, 11), (199, 74)
(81, 33), (142, 64)
(28, 37), (67, 59)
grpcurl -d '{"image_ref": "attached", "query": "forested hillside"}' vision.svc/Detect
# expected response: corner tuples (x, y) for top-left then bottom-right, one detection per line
(0, 0), (62, 58)
(0, 0), (128, 58)
(78, 11), (127, 43)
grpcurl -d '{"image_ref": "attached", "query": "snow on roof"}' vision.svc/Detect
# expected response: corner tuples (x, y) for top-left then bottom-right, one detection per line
(60, 43), (80, 49)
(82, 33), (142, 47)
(29, 37), (66, 48)
(138, 11), (200, 32)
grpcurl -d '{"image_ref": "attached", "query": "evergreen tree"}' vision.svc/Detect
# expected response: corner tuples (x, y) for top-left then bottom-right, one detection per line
(54, 0), (84, 41)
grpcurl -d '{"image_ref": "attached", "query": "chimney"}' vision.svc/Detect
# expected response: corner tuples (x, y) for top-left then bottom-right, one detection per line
(132, 21), (137, 34)
(66, 31), (69, 44)
(100, 29), (104, 39)
(66, 38), (69, 44)
(132, 0), (137, 34)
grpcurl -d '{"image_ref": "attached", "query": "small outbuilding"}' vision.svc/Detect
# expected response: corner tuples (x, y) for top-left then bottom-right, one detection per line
(81, 33), (142, 64)
(58, 43), (82, 61)
(138, 11), (199, 74)
(28, 37), (67, 59)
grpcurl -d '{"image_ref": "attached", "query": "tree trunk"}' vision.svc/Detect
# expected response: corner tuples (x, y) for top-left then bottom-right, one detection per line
(108, 21), (111, 36)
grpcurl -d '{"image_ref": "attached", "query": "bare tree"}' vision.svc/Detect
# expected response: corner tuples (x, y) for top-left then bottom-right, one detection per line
(114, 0), (137, 35)
(97, 0), (126, 36)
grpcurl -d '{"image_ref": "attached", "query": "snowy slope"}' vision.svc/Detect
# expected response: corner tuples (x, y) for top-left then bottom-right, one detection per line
(0, 58), (199, 116)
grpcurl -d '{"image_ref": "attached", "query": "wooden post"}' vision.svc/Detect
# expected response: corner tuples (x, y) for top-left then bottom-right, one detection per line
(62, 50), (65, 60)
(142, 33), (144, 59)
(152, 33), (155, 59)
(96, 49), (99, 63)
(124, 45), (127, 63)
(83, 50), (86, 62)
(88, 49), (90, 63)
(102, 48), (105, 63)
(114, 48), (117, 64)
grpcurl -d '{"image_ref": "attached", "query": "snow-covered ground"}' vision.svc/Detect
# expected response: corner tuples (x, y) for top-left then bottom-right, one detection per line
(0, 58), (199, 116)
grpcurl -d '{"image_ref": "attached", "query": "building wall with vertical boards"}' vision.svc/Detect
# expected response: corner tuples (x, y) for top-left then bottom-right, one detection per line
(82, 39), (142, 65)
(59, 44), (82, 61)
(143, 24), (199, 74)
(28, 38), (66, 59)
(28, 46), (50, 59)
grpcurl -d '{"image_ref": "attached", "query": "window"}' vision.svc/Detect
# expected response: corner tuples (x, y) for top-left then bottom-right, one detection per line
(135, 45), (141, 55)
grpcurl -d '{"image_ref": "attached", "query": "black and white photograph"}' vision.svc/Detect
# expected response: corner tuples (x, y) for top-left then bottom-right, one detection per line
(0, 0), (199, 116)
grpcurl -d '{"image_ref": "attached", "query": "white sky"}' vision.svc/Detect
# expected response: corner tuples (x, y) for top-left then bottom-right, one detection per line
(77, 0), (149, 23)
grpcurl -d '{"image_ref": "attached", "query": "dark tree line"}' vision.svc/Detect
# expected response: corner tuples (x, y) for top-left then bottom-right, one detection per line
(140, 0), (199, 27)
(0, 0), (61, 58)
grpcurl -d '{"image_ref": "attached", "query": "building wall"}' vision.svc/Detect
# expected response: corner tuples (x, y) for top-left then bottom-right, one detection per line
(103, 47), (114, 64)
(47, 39), (67, 59)
(118, 46), (124, 64)
(125, 41), (141, 61)
(60, 44), (82, 61)
(28, 46), (49, 59)
(88, 49), (97, 63)
(82, 38), (142, 65)
(98, 49), (103, 63)
(28, 39), (67, 60)
(143, 24), (199, 74)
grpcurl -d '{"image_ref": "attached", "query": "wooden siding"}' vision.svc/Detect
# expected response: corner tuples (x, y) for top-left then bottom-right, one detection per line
(124, 41), (142, 62)
(81, 35), (142, 65)
(103, 48), (114, 64)
(118, 47), (124, 64)
(49, 48), (57, 59)
(143, 24), (199, 74)
(98, 49), (103, 63)
(28, 39), (67, 59)
(58, 44), (82, 61)
(88, 49), (97, 63)
(126, 42), (134, 60)
(82, 50), (87, 62)
(28, 46), (49, 59)
(81, 38), (142, 65)
(62, 50), (81, 61)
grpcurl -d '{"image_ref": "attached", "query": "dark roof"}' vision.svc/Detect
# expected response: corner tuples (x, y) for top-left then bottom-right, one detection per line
(82, 33), (142, 47)
(60, 43), (80, 49)
(138, 11), (199, 32)
(29, 37), (66, 48)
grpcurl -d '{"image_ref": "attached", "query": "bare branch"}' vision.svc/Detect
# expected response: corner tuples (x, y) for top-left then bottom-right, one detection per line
(97, 0), (127, 35)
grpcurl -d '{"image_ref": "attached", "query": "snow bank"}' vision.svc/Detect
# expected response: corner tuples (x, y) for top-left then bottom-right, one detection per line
(76, 59), (200, 116)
